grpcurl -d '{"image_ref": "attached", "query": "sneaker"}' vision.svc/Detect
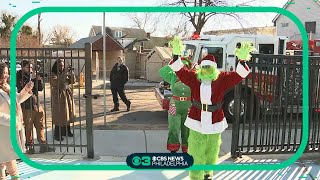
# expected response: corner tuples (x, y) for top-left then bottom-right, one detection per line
(40, 146), (56, 153)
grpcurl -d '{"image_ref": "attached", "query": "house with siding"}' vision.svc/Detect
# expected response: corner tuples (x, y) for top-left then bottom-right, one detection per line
(89, 26), (167, 50)
(272, 0), (320, 40)
(88, 25), (167, 78)
(68, 34), (123, 79)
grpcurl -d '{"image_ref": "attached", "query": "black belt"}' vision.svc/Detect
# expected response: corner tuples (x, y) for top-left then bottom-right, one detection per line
(192, 101), (223, 112)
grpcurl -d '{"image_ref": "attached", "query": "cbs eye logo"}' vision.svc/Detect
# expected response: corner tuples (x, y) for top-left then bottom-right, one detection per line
(132, 156), (151, 166)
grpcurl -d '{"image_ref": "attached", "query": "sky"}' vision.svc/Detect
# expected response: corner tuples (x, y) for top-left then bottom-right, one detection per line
(0, 0), (289, 42)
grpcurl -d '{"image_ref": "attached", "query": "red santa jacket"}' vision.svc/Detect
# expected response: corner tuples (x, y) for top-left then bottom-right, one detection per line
(169, 58), (250, 134)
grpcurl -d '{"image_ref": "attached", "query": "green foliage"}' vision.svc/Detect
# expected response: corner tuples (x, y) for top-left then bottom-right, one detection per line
(0, 12), (16, 37)
(21, 25), (33, 36)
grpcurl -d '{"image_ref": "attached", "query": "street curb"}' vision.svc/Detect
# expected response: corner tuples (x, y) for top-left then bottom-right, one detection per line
(95, 84), (158, 90)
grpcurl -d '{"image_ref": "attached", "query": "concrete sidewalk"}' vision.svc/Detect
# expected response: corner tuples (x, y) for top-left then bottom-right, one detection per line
(27, 129), (233, 159)
(28, 128), (320, 162)
(91, 79), (159, 89)
(11, 158), (320, 180)
(20, 128), (320, 179)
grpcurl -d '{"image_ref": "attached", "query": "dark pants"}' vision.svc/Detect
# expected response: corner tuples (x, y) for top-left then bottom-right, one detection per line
(111, 87), (129, 107)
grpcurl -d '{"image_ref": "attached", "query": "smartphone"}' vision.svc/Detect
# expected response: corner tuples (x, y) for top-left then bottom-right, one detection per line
(29, 72), (32, 82)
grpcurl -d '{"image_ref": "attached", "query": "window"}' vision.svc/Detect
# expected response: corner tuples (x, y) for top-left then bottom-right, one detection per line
(114, 31), (123, 38)
(316, 41), (320, 47)
(278, 39), (285, 54)
(305, 21), (316, 33)
(200, 47), (224, 68)
(258, 44), (275, 72)
(259, 44), (274, 54)
(183, 44), (197, 62)
(281, 23), (289, 27)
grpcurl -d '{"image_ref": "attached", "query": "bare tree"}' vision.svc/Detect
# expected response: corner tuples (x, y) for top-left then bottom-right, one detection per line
(49, 25), (75, 46)
(17, 34), (41, 48)
(166, 0), (259, 34)
(164, 17), (192, 37)
(126, 13), (161, 34)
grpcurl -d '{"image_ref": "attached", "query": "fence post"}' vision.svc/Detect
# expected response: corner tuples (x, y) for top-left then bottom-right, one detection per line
(231, 62), (242, 158)
(85, 43), (94, 159)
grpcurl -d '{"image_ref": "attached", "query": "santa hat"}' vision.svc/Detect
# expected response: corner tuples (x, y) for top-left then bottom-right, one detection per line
(198, 54), (217, 68)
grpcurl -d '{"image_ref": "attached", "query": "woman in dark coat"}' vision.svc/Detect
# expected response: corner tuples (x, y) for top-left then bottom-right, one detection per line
(50, 59), (75, 141)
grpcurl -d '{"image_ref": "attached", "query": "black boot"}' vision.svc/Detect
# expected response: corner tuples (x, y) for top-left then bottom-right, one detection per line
(126, 101), (131, 111)
(110, 105), (119, 112)
(54, 126), (64, 141)
(67, 125), (74, 137)
(60, 126), (66, 136)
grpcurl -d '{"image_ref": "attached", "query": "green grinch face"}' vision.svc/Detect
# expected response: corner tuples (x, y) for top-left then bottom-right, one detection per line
(201, 66), (214, 75)
(196, 65), (220, 81)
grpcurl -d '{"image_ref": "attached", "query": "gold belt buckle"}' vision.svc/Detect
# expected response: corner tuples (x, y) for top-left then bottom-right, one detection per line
(180, 97), (187, 101)
(202, 104), (208, 111)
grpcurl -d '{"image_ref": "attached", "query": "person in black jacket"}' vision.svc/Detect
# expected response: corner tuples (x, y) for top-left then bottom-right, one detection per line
(110, 56), (131, 112)
(17, 60), (55, 153)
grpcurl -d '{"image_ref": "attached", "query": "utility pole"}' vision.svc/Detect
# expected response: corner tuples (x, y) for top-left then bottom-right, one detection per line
(37, 13), (42, 46)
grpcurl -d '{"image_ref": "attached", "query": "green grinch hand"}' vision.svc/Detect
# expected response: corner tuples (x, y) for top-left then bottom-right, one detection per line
(181, 58), (191, 67)
(169, 36), (185, 55)
(235, 42), (257, 61)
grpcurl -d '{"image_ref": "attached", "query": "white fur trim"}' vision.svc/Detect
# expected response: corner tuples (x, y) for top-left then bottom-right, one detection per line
(184, 117), (228, 134)
(169, 57), (184, 72)
(200, 82), (212, 128)
(201, 60), (217, 68)
(200, 82), (212, 104)
(236, 62), (250, 78)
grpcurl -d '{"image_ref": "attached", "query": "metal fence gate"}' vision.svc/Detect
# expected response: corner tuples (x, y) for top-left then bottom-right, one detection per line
(0, 43), (95, 158)
(231, 54), (320, 157)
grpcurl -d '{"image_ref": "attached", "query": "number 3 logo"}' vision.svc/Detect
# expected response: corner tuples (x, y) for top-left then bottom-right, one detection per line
(141, 156), (151, 166)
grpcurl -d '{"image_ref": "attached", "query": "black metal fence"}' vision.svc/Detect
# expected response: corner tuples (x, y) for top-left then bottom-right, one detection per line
(0, 43), (95, 158)
(231, 54), (320, 157)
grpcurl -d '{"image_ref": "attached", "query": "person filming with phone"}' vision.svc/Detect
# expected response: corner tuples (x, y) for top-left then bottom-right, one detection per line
(16, 60), (55, 153)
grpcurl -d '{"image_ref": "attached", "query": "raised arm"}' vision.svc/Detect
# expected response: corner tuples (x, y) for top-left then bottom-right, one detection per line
(168, 57), (197, 87)
(17, 86), (32, 103)
(159, 65), (176, 83)
(221, 41), (255, 90)
(166, 36), (198, 87)
(220, 61), (250, 90)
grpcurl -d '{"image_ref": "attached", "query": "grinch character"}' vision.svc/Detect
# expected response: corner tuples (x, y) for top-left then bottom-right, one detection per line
(167, 38), (255, 180)
(159, 57), (192, 153)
